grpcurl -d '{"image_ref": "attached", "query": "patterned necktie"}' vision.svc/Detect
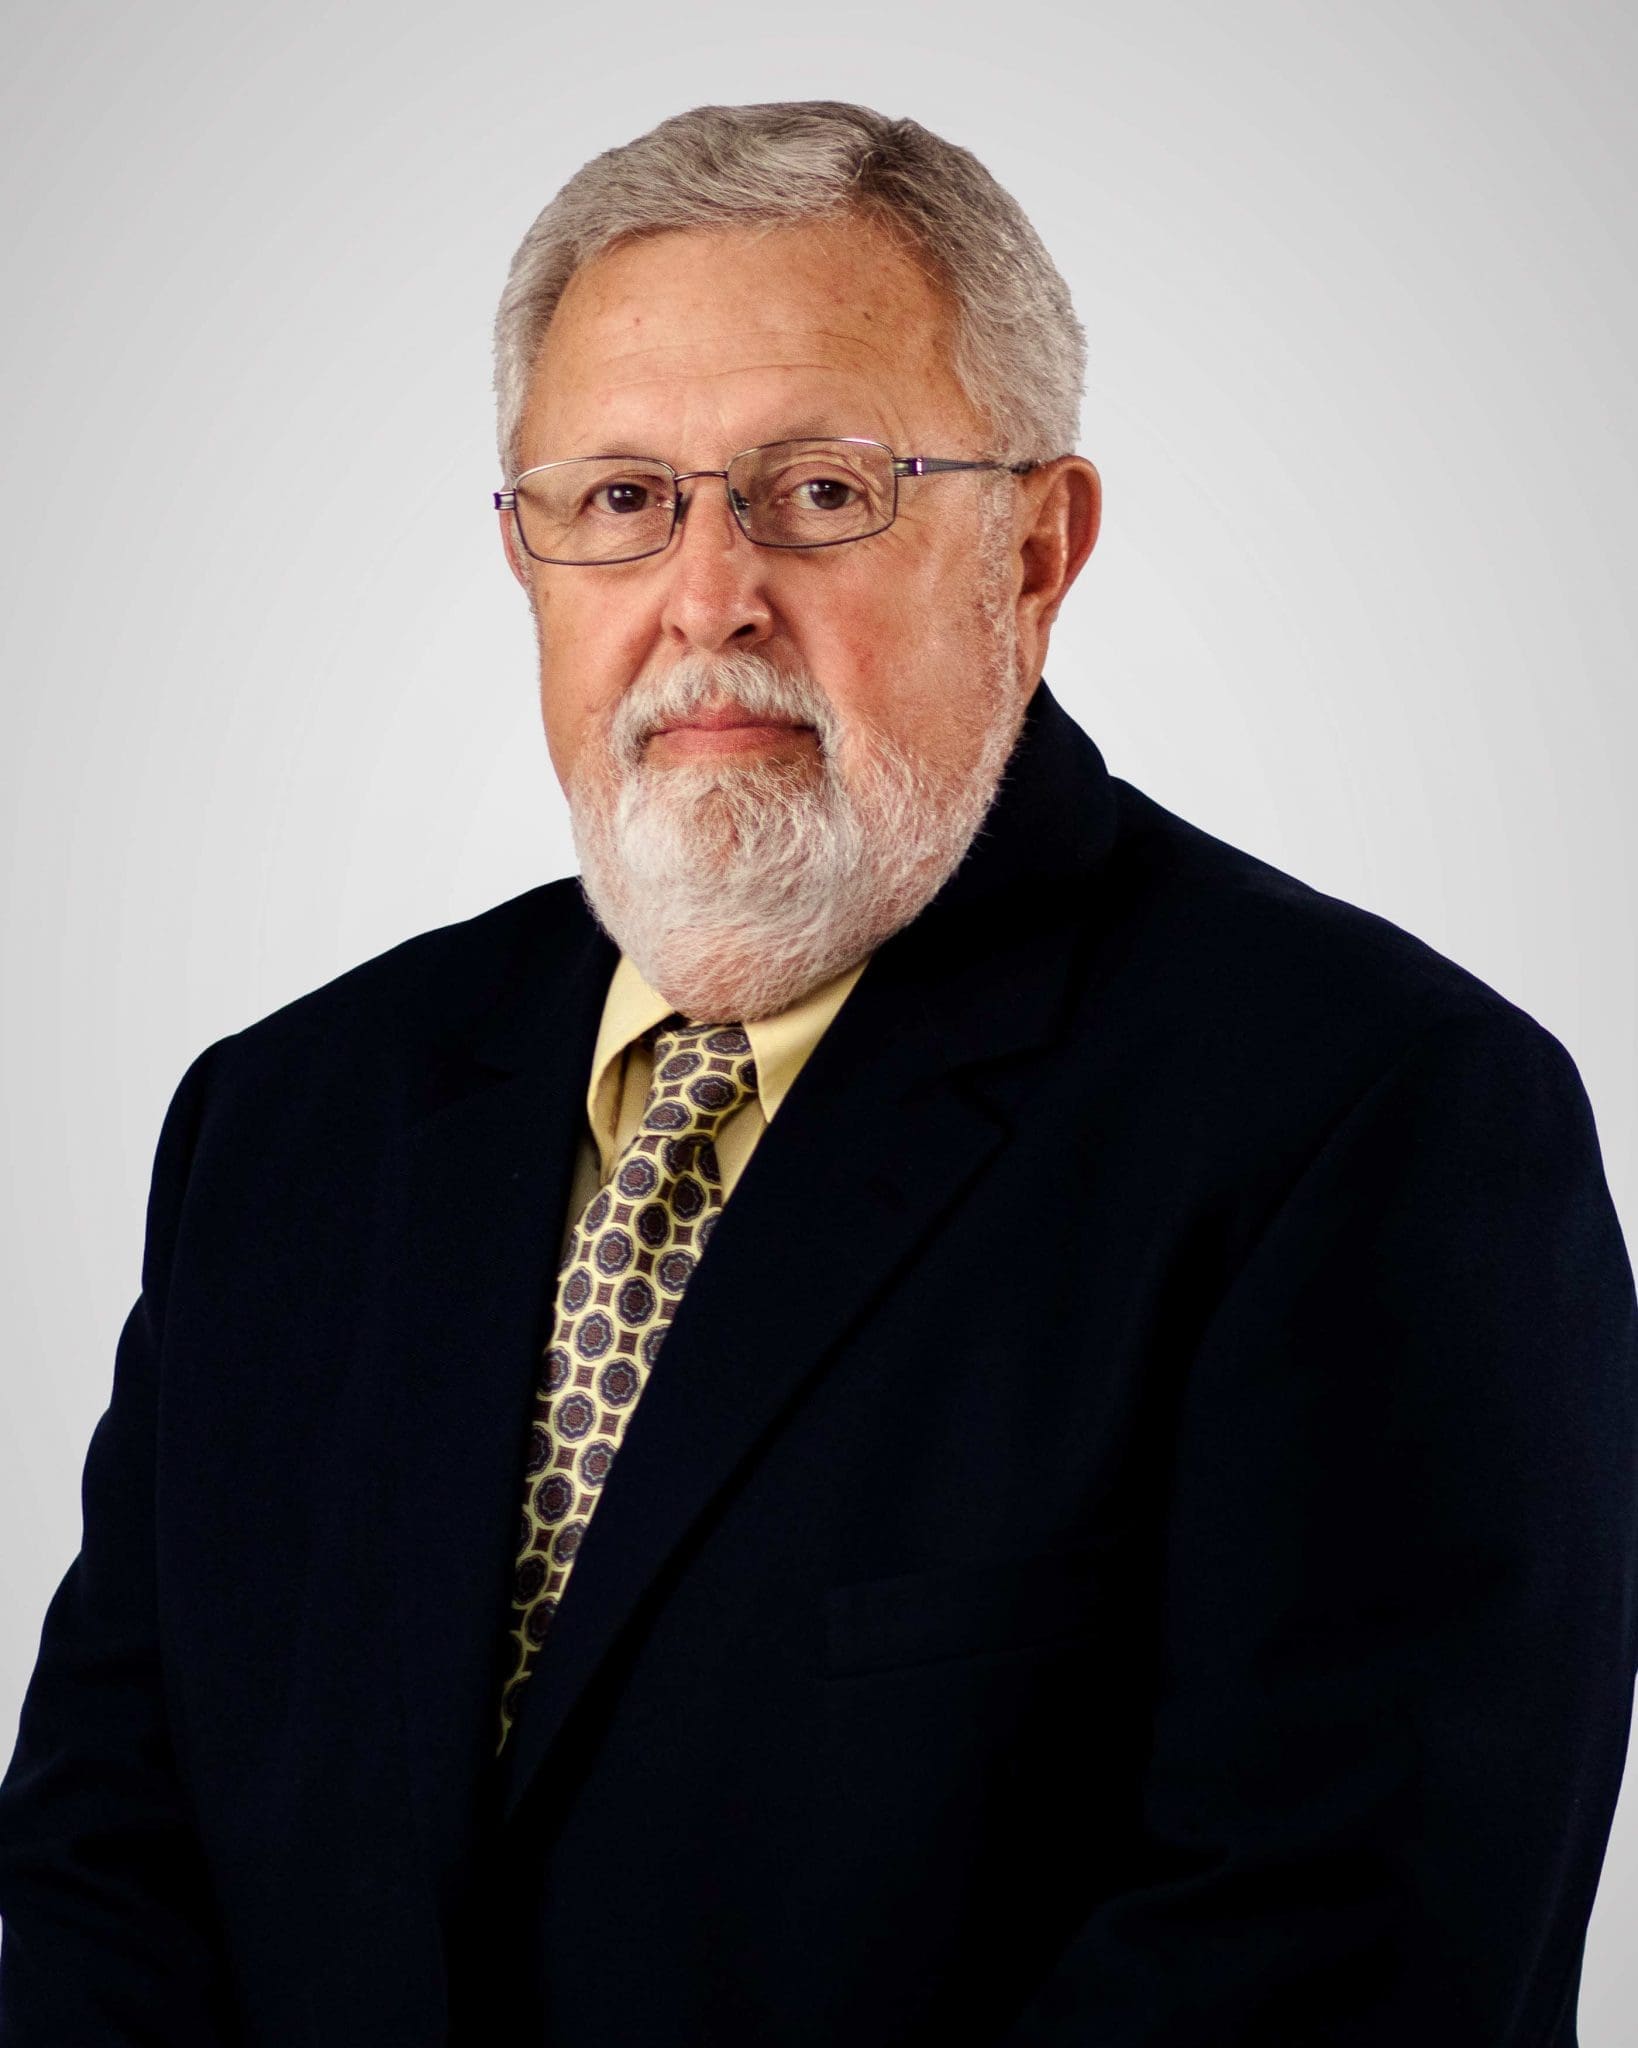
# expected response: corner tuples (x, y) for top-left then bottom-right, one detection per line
(494, 1017), (759, 1753)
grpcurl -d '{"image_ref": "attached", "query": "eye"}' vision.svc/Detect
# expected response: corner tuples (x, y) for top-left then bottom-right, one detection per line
(588, 479), (658, 516)
(782, 472), (862, 513)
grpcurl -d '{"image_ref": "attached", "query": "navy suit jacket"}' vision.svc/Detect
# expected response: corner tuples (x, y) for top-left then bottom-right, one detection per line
(2, 681), (1636, 2046)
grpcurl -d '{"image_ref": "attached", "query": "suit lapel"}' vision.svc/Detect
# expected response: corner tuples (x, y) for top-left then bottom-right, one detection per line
(382, 901), (617, 1895)
(490, 682), (1122, 1826)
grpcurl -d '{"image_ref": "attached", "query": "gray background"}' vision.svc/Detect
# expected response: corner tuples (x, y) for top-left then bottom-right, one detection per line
(3, 0), (1634, 2031)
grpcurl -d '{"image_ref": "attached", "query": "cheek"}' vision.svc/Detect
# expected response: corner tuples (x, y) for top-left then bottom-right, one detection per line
(534, 584), (648, 780)
(834, 579), (1010, 786)
(815, 614), (894, 718)
(811, 566), (989, 736)
(799, 560), (939, 726)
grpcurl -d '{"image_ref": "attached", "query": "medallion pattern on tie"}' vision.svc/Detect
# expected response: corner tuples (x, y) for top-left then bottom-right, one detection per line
(495, 1018), (758, 1753)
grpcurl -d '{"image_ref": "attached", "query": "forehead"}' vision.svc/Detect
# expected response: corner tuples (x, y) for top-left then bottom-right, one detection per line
(520, 215), (982, 460)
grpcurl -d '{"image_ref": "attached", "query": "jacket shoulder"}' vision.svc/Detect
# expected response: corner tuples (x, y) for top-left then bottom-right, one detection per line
(1094, 776), (1577, 1084)
(195, 876), (589, 1084)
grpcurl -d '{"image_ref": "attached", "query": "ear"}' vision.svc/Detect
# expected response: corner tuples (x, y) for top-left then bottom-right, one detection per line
(498, 503), (531, 591)
(1013, 456), (1101, 674)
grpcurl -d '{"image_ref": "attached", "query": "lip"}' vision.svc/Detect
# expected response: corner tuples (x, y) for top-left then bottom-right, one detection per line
(649, 706), (811, 737)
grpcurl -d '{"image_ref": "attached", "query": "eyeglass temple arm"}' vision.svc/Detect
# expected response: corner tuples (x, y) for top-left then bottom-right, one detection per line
(893, 456), (1040, 478)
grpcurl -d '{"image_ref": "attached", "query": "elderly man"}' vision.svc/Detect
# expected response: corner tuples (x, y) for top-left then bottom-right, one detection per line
(1, 99), (1634, 2048)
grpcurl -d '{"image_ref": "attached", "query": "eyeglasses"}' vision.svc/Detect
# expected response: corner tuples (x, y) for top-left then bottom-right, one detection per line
(492, 436), (1038, 566)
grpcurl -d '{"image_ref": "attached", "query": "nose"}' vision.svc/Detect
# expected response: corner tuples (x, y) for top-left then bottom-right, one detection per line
(655, 472), (775, 656)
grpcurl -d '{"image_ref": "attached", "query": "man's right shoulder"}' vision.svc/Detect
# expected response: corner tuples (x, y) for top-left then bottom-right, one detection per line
(183, 875), (594, 1115)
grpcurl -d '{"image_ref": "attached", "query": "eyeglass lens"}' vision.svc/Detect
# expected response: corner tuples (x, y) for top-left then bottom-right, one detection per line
(512, 438), (898, 563)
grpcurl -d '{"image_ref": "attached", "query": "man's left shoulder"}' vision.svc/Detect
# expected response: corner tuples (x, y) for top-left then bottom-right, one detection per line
(1072, 774), (1586, 1124)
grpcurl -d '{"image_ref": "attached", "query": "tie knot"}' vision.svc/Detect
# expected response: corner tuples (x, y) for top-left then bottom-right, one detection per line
(641, 1019), (758, 1142)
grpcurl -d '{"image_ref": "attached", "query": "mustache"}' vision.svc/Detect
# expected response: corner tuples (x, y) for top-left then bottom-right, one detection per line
(607, 652), (842, 765)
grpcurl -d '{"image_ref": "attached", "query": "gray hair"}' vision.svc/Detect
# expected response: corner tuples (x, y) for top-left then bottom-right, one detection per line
(492, 100), (1086, 482)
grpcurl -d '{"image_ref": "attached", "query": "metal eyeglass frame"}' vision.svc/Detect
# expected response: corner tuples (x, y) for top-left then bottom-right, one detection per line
(492, 435), (1040, 565)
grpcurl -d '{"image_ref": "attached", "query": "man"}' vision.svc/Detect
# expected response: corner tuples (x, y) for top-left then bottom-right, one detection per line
(0, 98), (1634, 2047)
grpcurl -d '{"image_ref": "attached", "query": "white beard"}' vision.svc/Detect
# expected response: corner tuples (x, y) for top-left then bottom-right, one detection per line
(566, 620), (1023, 1024)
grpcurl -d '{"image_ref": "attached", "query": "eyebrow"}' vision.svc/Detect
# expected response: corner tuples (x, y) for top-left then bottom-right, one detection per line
(593, 422), (879, 460)
(758, 419), (857, 444)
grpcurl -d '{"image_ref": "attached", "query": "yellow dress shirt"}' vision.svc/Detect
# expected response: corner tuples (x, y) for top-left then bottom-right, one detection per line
(558, 952), (869, 1261)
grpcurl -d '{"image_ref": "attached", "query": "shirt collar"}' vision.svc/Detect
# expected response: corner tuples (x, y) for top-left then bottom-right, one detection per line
(585, 952), (869, 1177)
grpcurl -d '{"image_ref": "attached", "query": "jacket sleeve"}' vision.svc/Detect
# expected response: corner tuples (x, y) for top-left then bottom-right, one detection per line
(998, 1007), (1638, 2048)
(0, 1040), (238, 2043)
